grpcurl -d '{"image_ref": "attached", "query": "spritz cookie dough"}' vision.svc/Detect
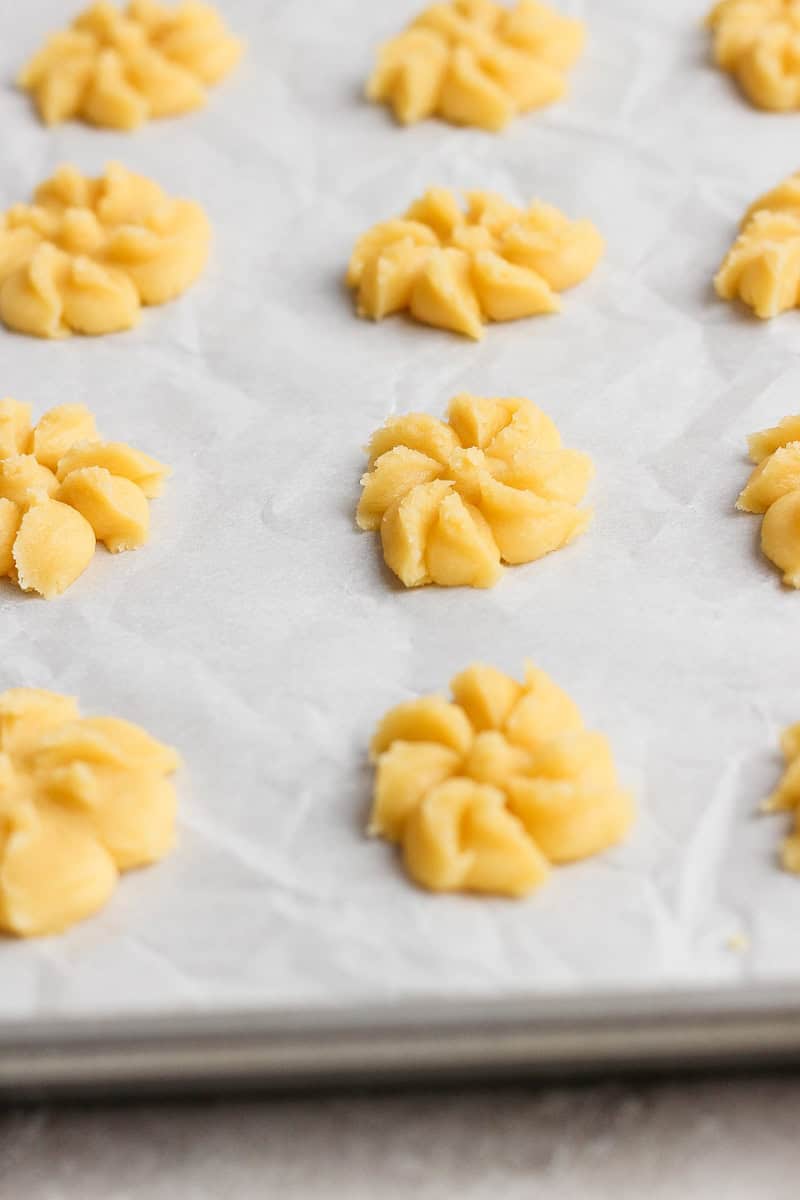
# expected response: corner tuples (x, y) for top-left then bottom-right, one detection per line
(763, 723), (800, 872)
(0, 688), (179, 937)
(19, 0), (243, 130)
(369, 661), (633, 897)
(737, 413), (800, 586)
(715, 173), (800, 318)
(367, 0), (584, 131)
(348, 188), (603, 339)
(0, 162), (210, 339)
(358, 394), (592, 588)
(707, 0), (800, 111)
(0, 398), (169, 598)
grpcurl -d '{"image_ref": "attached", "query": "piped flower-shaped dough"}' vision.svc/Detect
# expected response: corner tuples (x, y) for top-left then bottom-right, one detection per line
(737, 413), (800, 586)
(0, 398), (169, 598)
(762, 723), (800, 872)
(19, 0), (243, 130)
(707, 0), (800, 110)
(0, 688), (179, 937)
(367, 0), (584, 131)
(347, 188), (603, 339)
(369, 662), (634, 897)
(0, 162), (210, 338)
(358, 394), (592, 588)
(715, 173), (800, 319)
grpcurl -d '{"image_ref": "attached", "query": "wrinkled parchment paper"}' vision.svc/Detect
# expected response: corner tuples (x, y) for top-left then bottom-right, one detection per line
(2, 0), (800, 1021)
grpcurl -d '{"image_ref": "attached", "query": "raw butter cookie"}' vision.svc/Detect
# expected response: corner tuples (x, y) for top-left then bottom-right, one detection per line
(737, 413), (800, 586)
(348, 188), (603, 339)
(715, 172), (800, 318)
(357, 394), (592, 588)
(0, 398), (169, 598)
(0, 162), (210, 339)
(369, 661), (633, 897)
(19, 0), (242, 130)
(707, 0), (800, 111)
(763, 723), (800, 872)
(367, 0), (584, 131)
(0, 688), (179, 937)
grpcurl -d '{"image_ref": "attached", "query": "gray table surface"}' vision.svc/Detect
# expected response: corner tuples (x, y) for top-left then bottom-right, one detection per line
(2, 1074), (799, 1198)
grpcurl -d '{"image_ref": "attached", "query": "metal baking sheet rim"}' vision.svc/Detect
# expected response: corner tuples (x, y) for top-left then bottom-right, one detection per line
(3, 983), (800, 1099)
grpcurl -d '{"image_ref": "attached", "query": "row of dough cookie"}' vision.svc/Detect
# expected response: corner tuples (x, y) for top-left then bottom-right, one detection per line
(359, 392), (800, 592)
(2, 7), (224, 940)
(348, 173), (800, 342)
(367, 658), (800, 895)
(369, 1), (800, 124)
(6, 164), (797, 345)
(8, 386), (792, 598)
(19, 1), (799, 138)
(5, 653), (795, 930)
(3, 654), (793, 934)
(21, 0), (578, 133)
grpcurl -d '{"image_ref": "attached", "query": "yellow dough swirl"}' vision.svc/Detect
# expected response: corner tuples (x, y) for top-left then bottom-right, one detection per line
(19, 0), (243, 130)
(707, 0), (800, 111)
(737, 413), (800, 586)
(348, 188), (603, 339)
(0, 688), (179, 937)
(369, 661), (634, 897)
(367, 0), (584, 131)
(715, 172), (800, 319)
(358, 394), (592, 588)
(0, 162), (210, 339)
(762, 723), (800, 872)
(0, 397), (169, 598)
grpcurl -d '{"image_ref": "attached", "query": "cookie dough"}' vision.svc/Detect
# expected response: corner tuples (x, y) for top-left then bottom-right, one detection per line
(0, 398), (169, 598)
(715, 173), (800, 319)
(369, 661), (634, 897)
(737, 413), (800, 586)
(19, 0), (243, 130)
(707, 0), (800, 111)
(0, 688), (179, 937)
(763, 723), (800, 872)
(0, 162), (210, 338)
(358, 394), (592, 587)
(348, 189), (603, 339)
(367, 0), (584, 131)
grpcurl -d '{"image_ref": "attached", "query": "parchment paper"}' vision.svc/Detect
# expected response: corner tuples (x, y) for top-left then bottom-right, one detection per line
(2, 0), (800, 1021)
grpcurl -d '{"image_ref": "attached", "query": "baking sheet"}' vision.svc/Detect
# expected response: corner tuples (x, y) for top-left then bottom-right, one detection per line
(2, 0), (800, 1026)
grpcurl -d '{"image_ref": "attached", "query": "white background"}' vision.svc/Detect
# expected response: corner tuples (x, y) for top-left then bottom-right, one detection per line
(2, 0), (800, 1024)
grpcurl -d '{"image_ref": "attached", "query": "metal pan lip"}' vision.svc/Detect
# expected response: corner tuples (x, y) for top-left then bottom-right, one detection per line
(4, 981), (800, 1100)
